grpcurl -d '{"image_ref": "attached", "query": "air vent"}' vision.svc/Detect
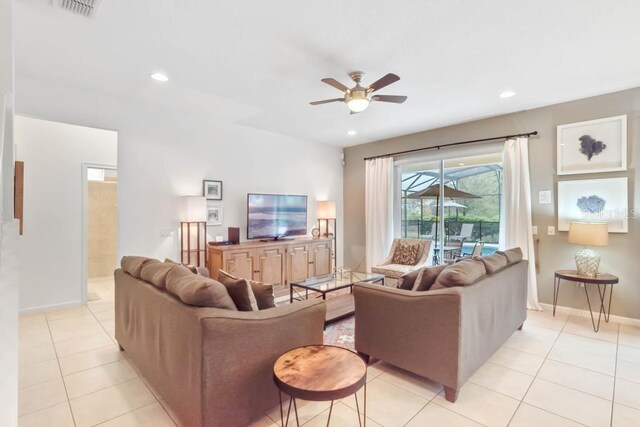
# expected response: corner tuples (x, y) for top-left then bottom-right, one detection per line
(55, 0), (102, 18)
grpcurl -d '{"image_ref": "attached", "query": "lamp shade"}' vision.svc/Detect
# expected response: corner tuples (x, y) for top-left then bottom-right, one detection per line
(317, 201), (336, 219)
(180, 196), (207, 222)
(568, 222), (609, 247)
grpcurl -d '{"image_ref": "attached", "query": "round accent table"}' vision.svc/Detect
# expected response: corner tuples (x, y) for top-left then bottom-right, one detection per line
(554, 270), (618, 332)
(273, 345), (367, 427)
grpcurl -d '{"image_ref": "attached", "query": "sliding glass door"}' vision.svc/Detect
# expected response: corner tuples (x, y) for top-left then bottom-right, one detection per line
(400, 152), (502, 263)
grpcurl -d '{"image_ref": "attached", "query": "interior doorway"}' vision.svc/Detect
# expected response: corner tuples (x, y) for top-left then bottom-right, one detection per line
(84, 166), (118, 303)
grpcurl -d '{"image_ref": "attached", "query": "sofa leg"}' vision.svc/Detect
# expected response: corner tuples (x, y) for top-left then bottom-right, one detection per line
(517, 323), (523, 331)
(357, 352), (370, 364)
(444, 386), (458, 403)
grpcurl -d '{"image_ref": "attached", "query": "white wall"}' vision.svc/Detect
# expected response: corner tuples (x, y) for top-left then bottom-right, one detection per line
(0, 0), (18, 425)
(15, 116), (117, 312)
(15, 76), (344, 308)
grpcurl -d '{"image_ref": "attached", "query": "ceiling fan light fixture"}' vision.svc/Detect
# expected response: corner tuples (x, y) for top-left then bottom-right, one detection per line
(347, 96), (370, 113)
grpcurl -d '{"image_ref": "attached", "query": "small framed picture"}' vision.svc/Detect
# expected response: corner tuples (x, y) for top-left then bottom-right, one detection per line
(203, 180), (223, 200)
(557, 115), (627, 175)
(557, 177), (628, 233)
(207, 206), (224, 226)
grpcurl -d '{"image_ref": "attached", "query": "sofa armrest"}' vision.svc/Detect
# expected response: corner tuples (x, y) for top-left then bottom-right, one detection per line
(199, 299), (326, 426)
(353, 283), (463, 389)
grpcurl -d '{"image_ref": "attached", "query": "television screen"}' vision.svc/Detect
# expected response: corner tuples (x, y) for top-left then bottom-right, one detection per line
(247, 194), (308, 239)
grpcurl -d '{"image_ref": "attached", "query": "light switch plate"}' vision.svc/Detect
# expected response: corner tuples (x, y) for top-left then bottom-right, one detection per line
(532, 226), (538, 235)
(539, 190), (552, 204)
(547, 226), (556, 236)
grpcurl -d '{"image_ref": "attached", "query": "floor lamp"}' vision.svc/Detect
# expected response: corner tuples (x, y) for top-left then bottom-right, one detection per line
(317, 201), (337, 268)
(180, 196), (207, 267)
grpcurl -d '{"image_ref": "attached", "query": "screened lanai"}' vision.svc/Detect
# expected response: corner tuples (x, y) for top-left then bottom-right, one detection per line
(401, 161), (503, 252)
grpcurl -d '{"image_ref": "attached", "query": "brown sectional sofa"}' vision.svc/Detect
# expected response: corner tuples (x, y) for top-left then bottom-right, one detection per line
(114, 260), (327, 427)
(354, 257), (528, 402)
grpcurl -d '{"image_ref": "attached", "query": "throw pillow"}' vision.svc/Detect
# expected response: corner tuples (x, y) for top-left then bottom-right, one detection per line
(412, 264), (448, 291)
(392, 242), (420, 266)
(121, 256), (154, 278)
(249, 282), (276, 310)
(496, 247), (523, 264)
(431, 258), (487, 289)
(474, 252), (508, 274)
(165, 265), (237, 309)
(398, 267), (424, 290)
(140, 260), (174, 289)
(217, 270), (259, 311)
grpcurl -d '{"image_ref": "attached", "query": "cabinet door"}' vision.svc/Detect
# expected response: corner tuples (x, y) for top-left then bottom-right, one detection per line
(224, 249), (255, 281)
(287, 244), (310, 283)
(311, 241), (332, 277)
(256, 246), (285, 286)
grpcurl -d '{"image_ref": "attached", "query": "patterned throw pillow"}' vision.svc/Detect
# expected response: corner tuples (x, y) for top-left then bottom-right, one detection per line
(392, 242), (420, 266)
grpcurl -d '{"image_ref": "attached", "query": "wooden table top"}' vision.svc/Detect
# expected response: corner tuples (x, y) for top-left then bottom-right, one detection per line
(273, 345), (367, 401)
(555, 270), (619, 284)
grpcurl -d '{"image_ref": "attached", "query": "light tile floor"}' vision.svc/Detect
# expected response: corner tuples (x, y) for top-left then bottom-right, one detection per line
(18, 279), (640, 426)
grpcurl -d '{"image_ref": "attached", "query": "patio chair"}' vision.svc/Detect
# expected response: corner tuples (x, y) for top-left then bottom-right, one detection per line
(419, 223), (436, 240)
(371, 238), (434, 286)
(449, 223), (474, 242)
(453, 242), (484, 260)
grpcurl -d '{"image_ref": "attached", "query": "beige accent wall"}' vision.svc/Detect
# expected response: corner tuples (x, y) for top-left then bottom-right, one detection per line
(344, 87), (639, 319)
(88, 179), (118, 278)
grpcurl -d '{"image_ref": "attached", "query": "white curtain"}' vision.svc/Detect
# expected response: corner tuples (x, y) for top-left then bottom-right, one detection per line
(500, 138), (542, 310)
(365, 157), (395, 272)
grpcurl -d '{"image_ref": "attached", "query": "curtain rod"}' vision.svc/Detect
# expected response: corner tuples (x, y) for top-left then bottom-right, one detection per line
(363, 131), (538, 161)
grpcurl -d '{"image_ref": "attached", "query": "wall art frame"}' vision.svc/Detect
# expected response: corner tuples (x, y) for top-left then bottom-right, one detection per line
(557, 177), (628, 233)
(557, 115), (627, 175)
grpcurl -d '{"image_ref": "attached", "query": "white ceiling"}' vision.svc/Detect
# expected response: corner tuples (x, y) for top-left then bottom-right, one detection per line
(14, 0), (640, 147)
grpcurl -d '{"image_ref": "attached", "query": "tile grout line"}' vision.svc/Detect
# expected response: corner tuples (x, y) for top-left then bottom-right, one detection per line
(610, 323), (620, 427)
(45, 312), (79, 427)
(505, 315), (567, 426)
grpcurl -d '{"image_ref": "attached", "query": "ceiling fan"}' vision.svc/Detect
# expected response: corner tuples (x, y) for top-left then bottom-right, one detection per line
(310, 71), (407, 114)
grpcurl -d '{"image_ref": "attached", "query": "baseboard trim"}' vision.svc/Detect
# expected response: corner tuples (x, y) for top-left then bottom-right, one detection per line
(20, 300), (84, 315)
(539, 303), (640, 328)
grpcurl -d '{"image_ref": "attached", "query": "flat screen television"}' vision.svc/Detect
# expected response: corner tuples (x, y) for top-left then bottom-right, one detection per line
(247, 193), (308, 240)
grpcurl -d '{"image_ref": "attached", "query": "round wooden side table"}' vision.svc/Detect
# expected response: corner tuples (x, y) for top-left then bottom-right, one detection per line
(273, 345), (367, 427)
(553, 270), (618, 332)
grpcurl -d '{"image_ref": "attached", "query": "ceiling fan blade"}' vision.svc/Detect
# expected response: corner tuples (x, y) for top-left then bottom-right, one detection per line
(368, 73), (400, 92)
(371, 95), (407, 103)
(321, 78), (350, 92)
(309, 98), (344, 105)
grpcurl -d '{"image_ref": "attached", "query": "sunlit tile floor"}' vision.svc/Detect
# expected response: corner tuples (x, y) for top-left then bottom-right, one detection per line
(18, 279), (640, 426)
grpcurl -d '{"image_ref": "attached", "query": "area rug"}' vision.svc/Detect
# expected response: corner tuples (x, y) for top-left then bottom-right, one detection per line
(323, 316), (355, 350)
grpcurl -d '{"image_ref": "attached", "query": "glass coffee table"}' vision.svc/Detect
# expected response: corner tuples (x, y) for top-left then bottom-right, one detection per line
(290, 272), (384, 324)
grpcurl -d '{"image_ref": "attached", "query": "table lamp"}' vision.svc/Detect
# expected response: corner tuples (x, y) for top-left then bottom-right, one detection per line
(317, 201), (336, 238)
(568, 222), (609, 277)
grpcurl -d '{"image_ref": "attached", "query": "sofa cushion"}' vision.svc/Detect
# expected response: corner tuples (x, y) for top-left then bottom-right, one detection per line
(164, 258), (201, 275)
(412, 264), (448, 291)
(249, 282), (276, 310)
(475, 252), (508, 274)
(431, 258), (487, 289)
(121, 256), (154, 278)
(140, 260), (174, 289)
(398, 267), (424, 290)
(165, 265), (237, 309)
(392, 242), (420, 265)
(371, 264), (418, 279)
(497, 247), (523, 264)
(218, 270), (259, 311)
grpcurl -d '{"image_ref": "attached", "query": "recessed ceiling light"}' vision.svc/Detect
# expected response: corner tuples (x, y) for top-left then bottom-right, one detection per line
(499, 90), (515, 98)
(347, 130), (357, 136)
(150, 72), (169, 82)
(459, 162), (465, 166)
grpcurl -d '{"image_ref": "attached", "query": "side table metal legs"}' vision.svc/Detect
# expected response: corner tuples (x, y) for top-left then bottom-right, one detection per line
(553, 278), (614, 333)
(584, 283), (613, 332)
(278, 383), (367, 427)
